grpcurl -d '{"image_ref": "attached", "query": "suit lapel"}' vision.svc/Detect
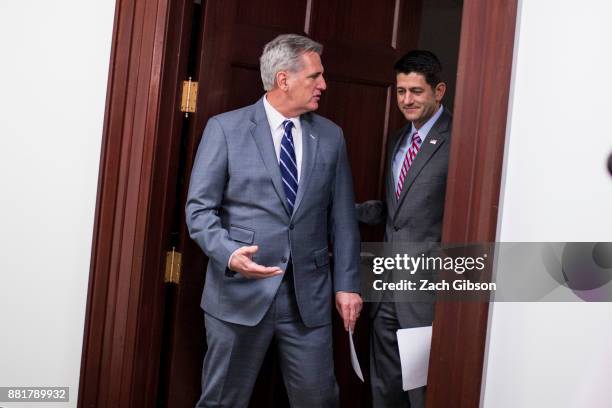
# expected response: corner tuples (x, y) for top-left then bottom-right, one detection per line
(390, 124), (411, 163)
(292, 114), (318, 217)
(250, 99), (291, 216)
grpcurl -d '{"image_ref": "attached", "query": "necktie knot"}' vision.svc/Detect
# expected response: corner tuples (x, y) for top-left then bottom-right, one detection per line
(283, 119), (294, 133)
(412, 132), (421, 145)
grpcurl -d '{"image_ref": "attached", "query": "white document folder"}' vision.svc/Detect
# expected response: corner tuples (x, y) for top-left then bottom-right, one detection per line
(349, 330), (364, 382)
(396, 325), (432, 391)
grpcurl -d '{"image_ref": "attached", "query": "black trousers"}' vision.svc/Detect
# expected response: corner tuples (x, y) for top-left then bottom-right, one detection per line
(370, 300), (426, 408)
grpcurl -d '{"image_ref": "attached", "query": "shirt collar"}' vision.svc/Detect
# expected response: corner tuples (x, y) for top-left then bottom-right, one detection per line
(411, 104), (444, 141)
(263, 95), (301, 133)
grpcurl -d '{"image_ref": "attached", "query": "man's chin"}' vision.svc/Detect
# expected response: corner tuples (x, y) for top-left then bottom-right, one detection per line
(308, 102), (320, 111)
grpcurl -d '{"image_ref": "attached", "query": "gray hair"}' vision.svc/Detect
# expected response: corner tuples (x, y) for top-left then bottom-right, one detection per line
(260, 34), (323, 91)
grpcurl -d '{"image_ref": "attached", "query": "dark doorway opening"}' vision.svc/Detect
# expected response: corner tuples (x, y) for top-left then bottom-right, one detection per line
(156, 1), (462, 406)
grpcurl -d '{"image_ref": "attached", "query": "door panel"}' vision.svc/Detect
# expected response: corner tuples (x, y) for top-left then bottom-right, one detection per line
(311, 0), (398, 48)
(236, 0), (309, 29)
(318, 80), (389, 203)
(162, 1), (423, 406)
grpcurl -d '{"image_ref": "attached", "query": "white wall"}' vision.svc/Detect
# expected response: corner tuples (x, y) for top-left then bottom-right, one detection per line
(483, 1), (612, 407)
(0, 1), (115, 407)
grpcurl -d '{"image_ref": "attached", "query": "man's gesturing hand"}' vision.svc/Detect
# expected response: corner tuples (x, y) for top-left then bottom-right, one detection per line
(335, 291), (363, 332)
(229, 245), (283, 279)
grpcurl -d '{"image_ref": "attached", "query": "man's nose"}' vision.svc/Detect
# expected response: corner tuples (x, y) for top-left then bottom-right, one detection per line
(403, 93), (414, 105)
(318, 75), (327, 91)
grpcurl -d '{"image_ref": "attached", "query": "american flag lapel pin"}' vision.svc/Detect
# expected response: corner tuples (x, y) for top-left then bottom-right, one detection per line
(430, 139), (437, 145)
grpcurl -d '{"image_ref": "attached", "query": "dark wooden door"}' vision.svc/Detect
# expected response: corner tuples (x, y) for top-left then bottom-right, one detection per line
(159, 1), (423, 406)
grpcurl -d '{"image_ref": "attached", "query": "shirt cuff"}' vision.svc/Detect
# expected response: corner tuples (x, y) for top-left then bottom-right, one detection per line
(227, 248), (240, 269)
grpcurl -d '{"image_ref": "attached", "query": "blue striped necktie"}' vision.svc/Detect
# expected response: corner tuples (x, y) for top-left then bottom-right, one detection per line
(279, 120), (298, 213)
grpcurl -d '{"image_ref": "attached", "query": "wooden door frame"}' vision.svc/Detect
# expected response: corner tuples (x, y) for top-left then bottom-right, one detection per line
(428, 1), (518, 406)
(78, 0), (518, 406)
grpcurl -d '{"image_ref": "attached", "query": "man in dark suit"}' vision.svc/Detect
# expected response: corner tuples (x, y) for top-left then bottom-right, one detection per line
(357, 50), (451, 407)
(186, 34), (362, 408)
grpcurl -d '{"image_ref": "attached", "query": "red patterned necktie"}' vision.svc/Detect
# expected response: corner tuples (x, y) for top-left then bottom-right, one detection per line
(395, 131), (422, 199)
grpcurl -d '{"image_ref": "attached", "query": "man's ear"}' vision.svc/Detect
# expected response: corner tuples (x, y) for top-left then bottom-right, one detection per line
(276, 71), (289, 91)
(434, 82), (447, 102)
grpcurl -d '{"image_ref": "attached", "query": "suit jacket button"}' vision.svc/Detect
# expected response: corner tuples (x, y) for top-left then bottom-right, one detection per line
(394, 226), (400, 231)
(289, 224), (294, 230)
(281, 257), (288, 263)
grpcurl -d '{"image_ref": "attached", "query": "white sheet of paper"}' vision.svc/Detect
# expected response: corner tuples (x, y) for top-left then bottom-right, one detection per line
(396, 326), (432, 391)
(349, 330), (364, 382)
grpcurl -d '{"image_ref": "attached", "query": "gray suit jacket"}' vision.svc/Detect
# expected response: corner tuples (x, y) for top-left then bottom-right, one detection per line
(186, 98), (360, 328)
(357, 108), (452, 328)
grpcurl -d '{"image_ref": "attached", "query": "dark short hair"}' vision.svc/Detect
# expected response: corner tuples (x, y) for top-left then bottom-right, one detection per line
(394, 50), (443, 89)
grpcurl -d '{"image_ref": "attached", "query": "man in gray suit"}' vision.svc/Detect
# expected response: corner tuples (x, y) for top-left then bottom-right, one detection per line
(357, 50), (452, 407)
(186, 34), (362, 408)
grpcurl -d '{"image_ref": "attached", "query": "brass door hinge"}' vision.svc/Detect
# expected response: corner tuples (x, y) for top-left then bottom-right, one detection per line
(180, 77), (198, 117)
(164, 248), (182, 284)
